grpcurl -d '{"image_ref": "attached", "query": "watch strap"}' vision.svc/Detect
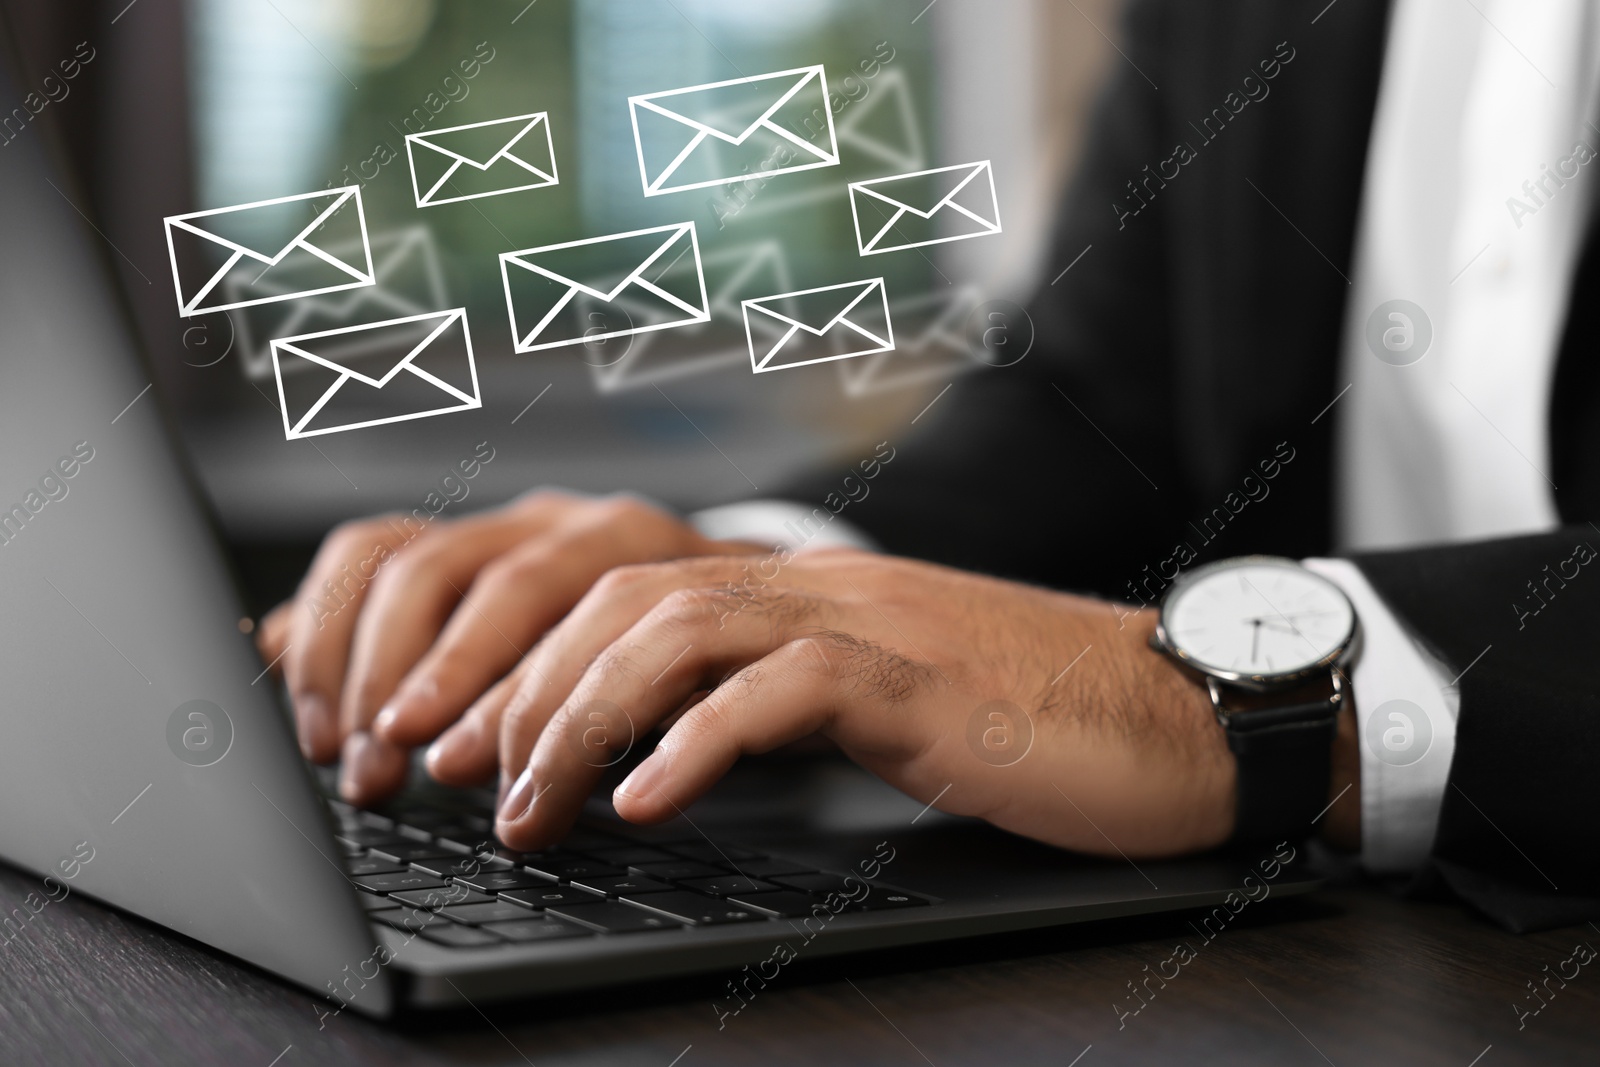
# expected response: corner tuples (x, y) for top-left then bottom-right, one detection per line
(1213, 676), (1342, 845)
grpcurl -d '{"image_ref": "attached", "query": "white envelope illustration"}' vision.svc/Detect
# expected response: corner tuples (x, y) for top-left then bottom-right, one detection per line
(270, 309), (480, 440)
(630, 65), (839, 197)
(733, 68), (925, 220)
(849, 161), (1002, 256)
(839, 287), (986, 397)
(743, 278), (894, 374)
(500, 222), (710, 353)
(230, 226), (448, 381)
(405, 112), (559, 207)
(163, 187), (374, 318)
(590, 240), (794, 394)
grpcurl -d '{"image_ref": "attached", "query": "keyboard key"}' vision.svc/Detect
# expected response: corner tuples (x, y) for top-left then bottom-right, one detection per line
(583, 845), (678, 866)
(851, 891), (931, 911)
(523, 856), (626, 882)
(452, 868), (557, 894)
(337, 840), (365, 857)
(355, 891), (398, 912)
(728, 891), (825, 918)
(356, 812), (396, 831)
(545, 901), (684, 933)
(628, 860), (728, 881)
(438, 900), (545, 925)
(678, 875), (780, 897)
(737, 857), (818, 878)
(352, 870), (447, 894)
(419, 924), (503, 948)
(555, 827), (627, 850)
(391, 885), (495, 910)
(373, 906), (445, 932)
(483, 918), (594, 944)
(367, 841), (461, 864)
(345, 856), (406, 877)
(624, 892), (770, 926)
(499, 885), (606, 910)
(334, 828), (410, 849)
(771, 872), (861, 895)
(668, 842), (763, 865)
(570, 874), (674, 897)
(410, 854), (492, 879)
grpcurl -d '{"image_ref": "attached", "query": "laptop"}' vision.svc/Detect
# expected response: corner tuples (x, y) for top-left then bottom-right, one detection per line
(0, 31), (1319, 1019)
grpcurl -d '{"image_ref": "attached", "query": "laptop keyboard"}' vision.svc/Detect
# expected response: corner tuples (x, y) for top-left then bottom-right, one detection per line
(328, 801), (933, 949)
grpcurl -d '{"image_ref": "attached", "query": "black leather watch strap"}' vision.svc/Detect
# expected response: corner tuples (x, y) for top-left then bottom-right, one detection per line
(1219, 684), (1342, 845)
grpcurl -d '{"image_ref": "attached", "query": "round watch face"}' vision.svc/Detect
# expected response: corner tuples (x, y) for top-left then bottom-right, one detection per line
(1159, 558), (1355, 680)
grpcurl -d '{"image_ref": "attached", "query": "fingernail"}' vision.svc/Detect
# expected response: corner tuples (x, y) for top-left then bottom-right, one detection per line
(294, 693), (332, 761)
(372, 704), (400, 738)
(426, 714), (478, 771)
(615, 755), (665, 802)
(339, 731), (381, 803)
(497, 767), (534, 823)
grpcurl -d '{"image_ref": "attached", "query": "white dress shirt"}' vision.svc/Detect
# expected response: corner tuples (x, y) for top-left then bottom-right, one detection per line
(693, 0), (1600, 874)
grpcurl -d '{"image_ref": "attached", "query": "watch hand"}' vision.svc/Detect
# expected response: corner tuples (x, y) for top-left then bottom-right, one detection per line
(1250, 619), (1261, 663)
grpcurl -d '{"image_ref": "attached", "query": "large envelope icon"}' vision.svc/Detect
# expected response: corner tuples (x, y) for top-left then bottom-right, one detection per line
(849, 161), (1002, 256)
(500, 222), (710, 353)
(405, 112), (559, 207)
(742, 278), (894, 374)
(629, 65), (840, 197)
(230, 226), (448, 381)
(270, 309), (481, 440)
(163, 187), (374, 318)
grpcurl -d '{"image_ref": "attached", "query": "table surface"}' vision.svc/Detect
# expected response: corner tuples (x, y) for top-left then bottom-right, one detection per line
(1, 860), (1596, 1067)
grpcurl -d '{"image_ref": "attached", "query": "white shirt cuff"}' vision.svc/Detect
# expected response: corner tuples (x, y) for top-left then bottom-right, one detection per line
(689, 499), (879, 554)
(1303, 557), (1459, 873)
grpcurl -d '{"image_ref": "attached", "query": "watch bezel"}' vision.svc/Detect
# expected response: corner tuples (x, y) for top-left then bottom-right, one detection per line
(1154, 555), (1358, 690)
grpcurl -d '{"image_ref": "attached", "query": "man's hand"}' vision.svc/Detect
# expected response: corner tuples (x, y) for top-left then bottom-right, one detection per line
(422, 549), (1240, 859)
(254, 492), (765, 805)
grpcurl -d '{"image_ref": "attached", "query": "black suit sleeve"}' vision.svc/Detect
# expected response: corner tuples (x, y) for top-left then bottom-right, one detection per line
(1354, 532), (1600, 932)
(788, 0), (1186, 596)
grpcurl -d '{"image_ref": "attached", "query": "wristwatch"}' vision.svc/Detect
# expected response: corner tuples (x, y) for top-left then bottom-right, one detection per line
(1153, 556), (1359, 845)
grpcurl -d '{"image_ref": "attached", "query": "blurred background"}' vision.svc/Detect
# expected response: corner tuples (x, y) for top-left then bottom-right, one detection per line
(2, 0), (1118, 607)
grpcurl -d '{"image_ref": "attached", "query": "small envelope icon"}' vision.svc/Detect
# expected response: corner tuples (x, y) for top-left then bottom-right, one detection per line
(839, 287), (986, 397)
(742, 279), (894, 374)
(270, 309), (481, 440)
(630, 65), (840, 197)
(849, 161), (1002, 256)
(405, 112), (559, 207)
(164, 187), (374, 318)
(500, 222), (710, 353)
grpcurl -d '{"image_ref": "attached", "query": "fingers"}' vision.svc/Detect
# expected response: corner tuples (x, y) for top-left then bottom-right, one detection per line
(256, 602), (292, 666)
(337, 512), (546, 739)
(493, 558), (755, 786)
(494, 581), (821, 849)
(281, 518), (412, 763)
(424, 665), (527, 787)
(372, 512), (667, 751)
(610, 642), (840, 823)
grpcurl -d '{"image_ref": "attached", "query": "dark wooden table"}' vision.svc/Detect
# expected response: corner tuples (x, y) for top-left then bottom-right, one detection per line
(1, 860), (1595, 1066)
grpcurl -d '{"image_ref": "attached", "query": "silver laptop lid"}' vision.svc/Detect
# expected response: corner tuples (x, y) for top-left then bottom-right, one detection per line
(0, 35), (387, 1015)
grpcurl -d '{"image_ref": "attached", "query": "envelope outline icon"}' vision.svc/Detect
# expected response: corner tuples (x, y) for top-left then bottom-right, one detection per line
(233, 225), (447, 381)
(405, 112), (559, 207)
(742, 278), (894, 374)
(629, 65), (840, 197)
(500, 222), (711, 353)
(163, 187), (375, 318)
(591, 240), (794, 393)
(849, 161), (1002, 256)
(270, 309), (481, 440)
(839, 286), (984, 397)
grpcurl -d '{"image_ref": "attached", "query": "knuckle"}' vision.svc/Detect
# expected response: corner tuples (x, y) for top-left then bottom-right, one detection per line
(591, 561), (661, 598)
(653, 586), (725, 628)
